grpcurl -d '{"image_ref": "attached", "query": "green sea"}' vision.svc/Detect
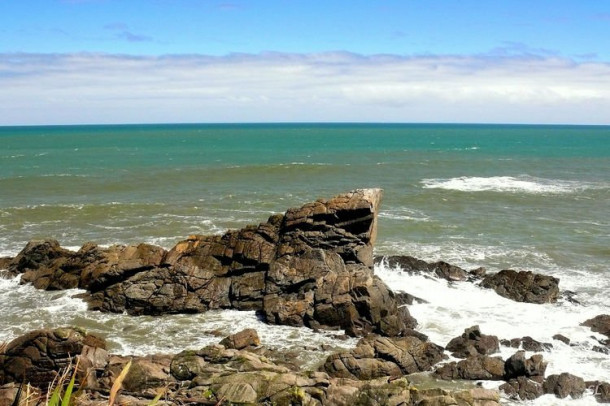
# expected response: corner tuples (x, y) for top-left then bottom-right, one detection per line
(1, 123), (609, 404)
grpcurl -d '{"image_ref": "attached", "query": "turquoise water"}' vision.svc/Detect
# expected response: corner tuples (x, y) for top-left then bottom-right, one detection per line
(1, 124), (609, 404)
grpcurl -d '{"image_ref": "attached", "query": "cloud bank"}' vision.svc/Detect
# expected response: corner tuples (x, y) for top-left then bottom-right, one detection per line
(1, 51), (609, 125)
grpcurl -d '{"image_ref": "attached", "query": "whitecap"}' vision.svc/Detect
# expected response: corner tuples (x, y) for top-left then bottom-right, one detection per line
(420, 176), (590, 194)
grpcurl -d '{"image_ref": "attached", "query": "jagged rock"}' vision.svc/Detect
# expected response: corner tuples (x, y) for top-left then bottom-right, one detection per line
(434, 355), (505, 381)
(376, 255), (469, 282)
(8, 190), (410, 338)
(500, 376), (544, 400)
(0, 327), (106, 389)
(479, 269), (559, 304)
(219, 329), (260, 350)
(445, 325), (499, 358)
(543, 373), (586, 399)
(322, 335), (445, 380)
(500, 336), (552, 352)
(504, 351), (547, 380)
(582, 314), (610, 338)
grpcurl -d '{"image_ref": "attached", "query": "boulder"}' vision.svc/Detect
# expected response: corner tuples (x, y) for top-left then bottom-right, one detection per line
(322, 335), (445, 380)
(0, 327), (106, 389)
(500, 336), (552, 352)
(434, 355), (505, 381)
(504, 351), (547, 380)
(552, 334), (571, 345)
(479, 269), (559, 304)
(593, 381), (610, 403)
(543, 373), (586, 399)
(582, 314), (610, 338)
(445, 325), (499, 358)
(500, 376), (544, 401)
(219, 329), (260, 350)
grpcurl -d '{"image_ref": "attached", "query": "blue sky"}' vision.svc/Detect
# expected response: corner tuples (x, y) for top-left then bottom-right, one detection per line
(1, 0), (610, 124)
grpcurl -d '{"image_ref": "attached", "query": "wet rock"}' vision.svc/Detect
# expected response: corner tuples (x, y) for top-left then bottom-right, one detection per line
(376, 255), (469, 282)
(500, 376), (544, 401)
(582, 314), (610, 338)
(445, 325), (499, 358)
(434, 355), (505, 381)
(592, 381), (610, 403)
(479, 269), (560, 304)
(504, 351), (547, 380)
(322, 334), (445, 380)
(500, 336), (552, 352)
(0, 327), (106, 389)
(395, 291), (427, 305)
(219, 329), (260, 350)
(543, 373), (586, 399)
(552, 334), (571, 345)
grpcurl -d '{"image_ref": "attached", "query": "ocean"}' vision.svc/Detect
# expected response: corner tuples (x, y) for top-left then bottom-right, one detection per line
(1, 123), (609, 404)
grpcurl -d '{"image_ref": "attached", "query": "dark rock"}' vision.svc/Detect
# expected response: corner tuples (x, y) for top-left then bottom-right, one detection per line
(504, 350), (547, 380)
(500, 376), (544, 400)
(582, 314), (610, 338)
(435, 355), (505, 381)
(395, 291), (427, 305)
(592, 381), (610, 403)
(543, 373), (586, 399)
(553, 334), (571, 345)
(322, 334), (445, 380)
(376, 255), (469, 282)
(0, 327), (106, 389)
(11, 190), (410, 338)
(501, 336), (552, 352)
(479, 269), (560, 304)
(445, 325), (499, 358)
(219, 329), (260, 350)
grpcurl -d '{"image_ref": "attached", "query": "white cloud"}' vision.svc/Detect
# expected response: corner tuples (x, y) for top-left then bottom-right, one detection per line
(1, 52), (609, 125)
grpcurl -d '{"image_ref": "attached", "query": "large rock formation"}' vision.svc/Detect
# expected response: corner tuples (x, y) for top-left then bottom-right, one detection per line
(6, 189), (411, 337)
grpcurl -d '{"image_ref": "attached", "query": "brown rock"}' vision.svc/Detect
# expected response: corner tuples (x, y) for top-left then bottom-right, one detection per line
(543, 373), (586, 399)
(323, 334), (445, 380)
(480, 269), (560, 304)
(445, 325), (499, 358)
(435, 355), (505, 381)
(219, 329), (260, 350)
(582, 314), (610, 338)
(500, 376), (544, 400)
(504, 351), (547, 380)
(376, 255), (469, 282)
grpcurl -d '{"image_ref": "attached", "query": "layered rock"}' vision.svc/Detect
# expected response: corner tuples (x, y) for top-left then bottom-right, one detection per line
(321, 334), (445, 380)
(479, 269), (560, 304)
(6, 190), (411, 337)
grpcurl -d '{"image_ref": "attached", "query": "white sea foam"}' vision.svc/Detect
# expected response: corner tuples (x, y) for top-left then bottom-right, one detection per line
(421, 176), (590, 194)
(375, 262), (610, 405)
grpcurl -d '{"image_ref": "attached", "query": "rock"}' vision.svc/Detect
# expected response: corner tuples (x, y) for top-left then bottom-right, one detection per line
(543, 373), (586, 399)
(219, 329), (260, 350)
(395, 291), (428, 305)
(504, 351), (547, 380)
(593, 381), (610, 403)
(479, 269), (560, 304)
(0, 258), (12, 271)
(434, 355), (505, 381)
(10, 190), (410, 338)
(412, 387), (500, 406)
(120, 356), (173, 393)
(0, 327), (106, 389)
(322, 334), (445, 380)
(582, 314), (610, 338)
(445, 325), (499, 358)
(376, 255), (469, 282)
(500, 376), (544, 400)
(500, 336), (552, 352)
(552, 334), (571, 345)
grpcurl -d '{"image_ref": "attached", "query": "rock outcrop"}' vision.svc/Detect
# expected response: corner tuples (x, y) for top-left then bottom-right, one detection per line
(6, 189), (411, 337)
(322, 334), (445, 380)
(0, 327), (500, 406)
(479, 269), (560, 304)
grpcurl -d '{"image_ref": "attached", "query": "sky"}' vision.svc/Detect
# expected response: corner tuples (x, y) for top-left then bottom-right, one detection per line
(1, 0), (610, 125)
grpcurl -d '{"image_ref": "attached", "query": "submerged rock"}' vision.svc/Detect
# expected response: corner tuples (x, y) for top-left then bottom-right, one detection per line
(479, 269), (560, 304)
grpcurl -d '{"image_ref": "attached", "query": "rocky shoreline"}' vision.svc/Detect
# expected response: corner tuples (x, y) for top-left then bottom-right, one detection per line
(0, 189), (609, 405)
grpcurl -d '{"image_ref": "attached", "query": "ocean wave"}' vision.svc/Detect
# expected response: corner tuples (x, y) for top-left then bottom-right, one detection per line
(420, 176), (593, 194)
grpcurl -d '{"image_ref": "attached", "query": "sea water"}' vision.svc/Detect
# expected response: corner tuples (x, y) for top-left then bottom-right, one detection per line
(1, 123), (609, 404)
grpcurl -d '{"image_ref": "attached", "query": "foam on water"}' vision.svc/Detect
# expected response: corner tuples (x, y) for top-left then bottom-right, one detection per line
(420, 176), (595, 194)
(375, 262), (610, 405)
